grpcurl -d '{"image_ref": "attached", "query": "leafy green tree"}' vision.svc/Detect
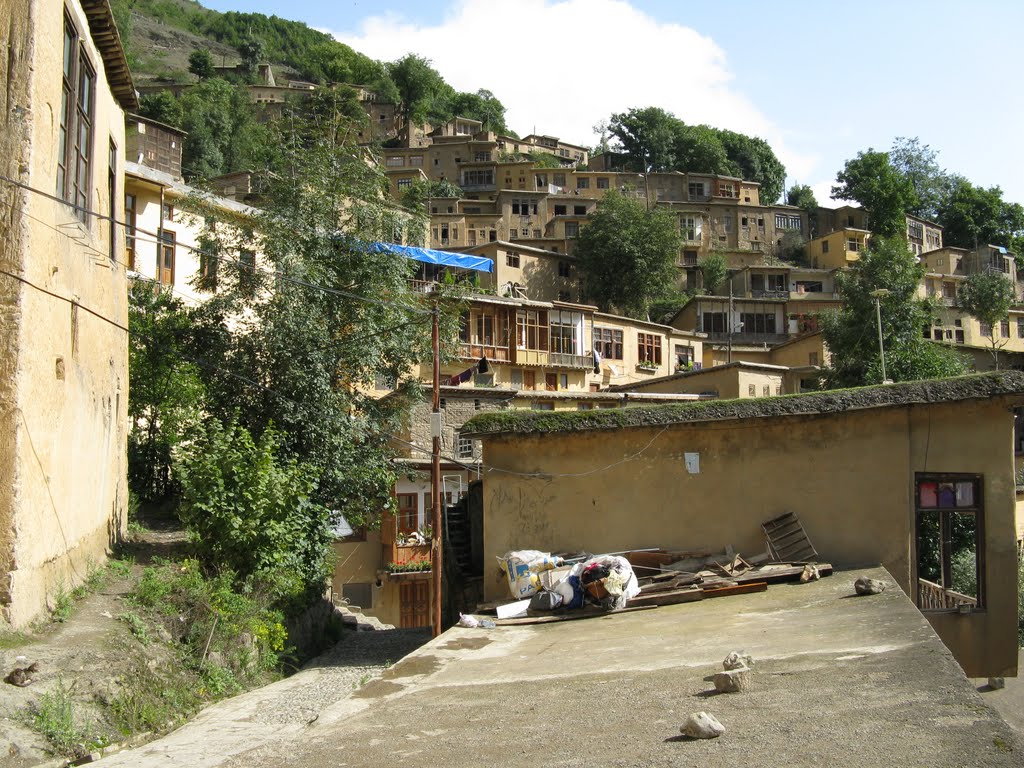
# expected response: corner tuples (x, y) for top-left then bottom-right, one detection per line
(821, 236), (967, 387)
(237, 36), (265, 80)
(672, 124), (731, 177)
(889, 137), (950, 221)
(445, 89), (510, 134)
(187, 95), (451, 532)
(699, 251), (727, 295)
(178, 78), (269, 179)
(832, 150), (917, 238)
(936, 177), (1024, 251)
(718, 130), (786, 204)
(958, 271), (1017, 368)
(387, 54), (448, 128)
(576, 190), (681, 317)
(127, 282), (206, 501)
(176, 418), (332, 604)
(188, 49), (215, 80)
(138, 91), (182, 128)
(608, 106), (679, 172)
(787, 184), (819, 237)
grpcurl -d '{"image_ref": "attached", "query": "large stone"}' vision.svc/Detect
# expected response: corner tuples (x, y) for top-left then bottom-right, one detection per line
(680, 711), (725, 739)
(723, 651), (753, 670)
(988, 677), (1006, 690)
(854, 577), (887, 596)
(713, 668), (750, 693)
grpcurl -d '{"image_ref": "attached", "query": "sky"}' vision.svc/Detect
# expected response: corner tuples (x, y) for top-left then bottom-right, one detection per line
(203, 0), (1024, 206)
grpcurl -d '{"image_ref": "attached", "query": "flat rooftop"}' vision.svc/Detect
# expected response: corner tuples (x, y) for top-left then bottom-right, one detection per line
(259, 567), (1022, 767)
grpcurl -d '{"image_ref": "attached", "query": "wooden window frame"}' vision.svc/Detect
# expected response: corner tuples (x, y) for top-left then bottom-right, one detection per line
(396, 493), (419, 535)
(59, 11), (96, 223)
(637, 333), (663, 365)
(594, 327), (623, 360)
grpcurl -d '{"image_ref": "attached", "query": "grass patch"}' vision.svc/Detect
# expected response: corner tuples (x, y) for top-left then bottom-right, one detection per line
(26, 678), (108, 758)
(105, 661), (201, 736)
(118, 612), (151, 646)
(0, 630), (34, 649)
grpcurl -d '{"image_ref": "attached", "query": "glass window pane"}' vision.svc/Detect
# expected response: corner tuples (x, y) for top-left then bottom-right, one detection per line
(937, 482), (956, 508)
(955, 481), (975, 507)
(919, 481), (937, 508)
(949, 512), (978, 599)
(916, 511), (941, 584)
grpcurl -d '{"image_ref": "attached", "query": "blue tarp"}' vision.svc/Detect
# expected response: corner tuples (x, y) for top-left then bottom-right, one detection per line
(369, 241), (493, 273)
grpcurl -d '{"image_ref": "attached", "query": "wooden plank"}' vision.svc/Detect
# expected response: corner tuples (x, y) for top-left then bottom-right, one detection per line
(625, 551), (679, 569)
(494, 605), (657, 626)
(702, 582), (768, 599)
(734, 563), (833, 585)
(628, 587), (705, 608)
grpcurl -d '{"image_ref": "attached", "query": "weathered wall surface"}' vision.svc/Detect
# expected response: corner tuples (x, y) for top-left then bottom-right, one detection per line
(480, 397), (1019, 677)
(0, 0), (129, 626)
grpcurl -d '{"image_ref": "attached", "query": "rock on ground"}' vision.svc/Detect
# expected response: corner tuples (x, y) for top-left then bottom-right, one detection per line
(854, 577), (887, 596)
(680, 711), (725, 739)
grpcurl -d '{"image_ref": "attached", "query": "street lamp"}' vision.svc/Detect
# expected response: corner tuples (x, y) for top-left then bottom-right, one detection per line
(869, 288), (893, 384)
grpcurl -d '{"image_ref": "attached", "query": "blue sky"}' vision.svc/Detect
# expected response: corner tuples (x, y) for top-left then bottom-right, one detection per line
(204, 0), (1024, 206)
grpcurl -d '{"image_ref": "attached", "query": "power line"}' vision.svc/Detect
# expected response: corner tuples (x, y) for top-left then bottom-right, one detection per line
(0, 172), (432, 316)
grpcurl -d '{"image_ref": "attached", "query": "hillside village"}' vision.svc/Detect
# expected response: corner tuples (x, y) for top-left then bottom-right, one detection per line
(4, 0), (1024, 764)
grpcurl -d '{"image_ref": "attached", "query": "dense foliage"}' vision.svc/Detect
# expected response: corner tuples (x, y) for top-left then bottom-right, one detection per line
(821, 237), (967, 387)
(607, 106), (787, 204)
(958, 271), (1017, 368)
(575, 190), (682, 317)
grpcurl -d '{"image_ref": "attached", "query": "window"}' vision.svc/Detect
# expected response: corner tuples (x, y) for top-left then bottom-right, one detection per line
(558, 261), (571, 278)
(1018, 318), (1024, 338)
(559, 374), (568, 389)
(922, 326), (932, 339)
(535, 173), (548, 188)
(681, 216), (702, 242)
(597, 177), (609, 189)
(162, 202), (174, 222)
(821, 240), (830, 254)
(565, 222), (579, 238)
(533, 229), (542, 238)
(688, 182), (705, 199)
(108, 141), (117, 260)
(1002, 320), (1011, 337)
(980, 322), (993, 337)
(762, 384), (771, 396)
(506, 252), (520, 268)
(474, 151), (491, 162)
(456, 432), (474, 459)
(550, 310), (581, 355)
(915, 474), (983, 610)
(809, 351), (819, 366)
(723, 215), (733, 233)
(462, 169), (494, 186)
(775, 213), (802, 231)
(554, 204), (567, 216)
(576, 177), (590, 189)
(573, 205), (586, 215)
(594, 327), (623, 360)
(637, 333), (662, 365)
(396, 493), (418, 535)
(396, 178), (412, 190)
(58, 13), (95, 222)
(682, 250), (699, 266)
(531, 401), (555, 411)
(748, 383), (756, 397)
(386, 156), (404, 167)
(674, 344), (693, 367)
(516, 310), (548, 350)
(553, 173), (566, 187)
(157, 230), (175, 285)
(124, 193), (137, 270)
(702, 312), (726, 334)
(740, 313), (777, 335)
(718, 182), (735, 198)
(410, 155), (424, 167)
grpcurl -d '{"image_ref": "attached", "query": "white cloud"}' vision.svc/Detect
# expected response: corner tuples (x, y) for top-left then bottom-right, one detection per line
(331, 0), (817, 185)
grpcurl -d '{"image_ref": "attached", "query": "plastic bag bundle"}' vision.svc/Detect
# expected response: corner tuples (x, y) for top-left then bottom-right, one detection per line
(577, 555), (640, 610)
(498, 550), (564, 598)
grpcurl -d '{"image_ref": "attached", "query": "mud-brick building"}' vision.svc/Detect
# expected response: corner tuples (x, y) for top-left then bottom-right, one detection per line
(0, 0), (136, 624)
(465, 372), (1024, 678)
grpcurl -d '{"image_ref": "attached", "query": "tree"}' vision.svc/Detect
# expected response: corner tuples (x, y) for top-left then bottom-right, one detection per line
(237, 36), (265, 80)
(177, 78), (269, 179)
(127, 282), (206, 501)
(387, 54), (448, 129)
(718, 130), (786, 204)
(188, 49), (215, 80)
(787, 184), (819, 237)
(400, 178), (463, 213)
(699, 251), (727, 295)
(821, 236), (967, 387)
(832, 150), (917, 238)
(138, 91), (182, 127)
(958, 271), (1017, 368)
(889, 137), (950, 221)
(608, 107), (679, 172)
(672, 124), (731, 178)
(445, 89), (510, 134)
(936, 177), (1024, 251)
(575, 190), (681, 318)
(186, 94), (451, 533)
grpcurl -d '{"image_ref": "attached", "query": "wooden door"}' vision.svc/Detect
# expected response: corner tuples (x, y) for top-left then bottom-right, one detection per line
(399, 581), (430, 628)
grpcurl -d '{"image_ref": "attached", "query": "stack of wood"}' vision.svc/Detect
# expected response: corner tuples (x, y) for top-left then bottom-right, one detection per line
(625, 549), (832, 608)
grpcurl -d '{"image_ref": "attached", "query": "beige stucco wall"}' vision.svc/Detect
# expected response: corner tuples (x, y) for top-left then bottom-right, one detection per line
(479, 397), (1020, 677)
(0, 0), (129, 626)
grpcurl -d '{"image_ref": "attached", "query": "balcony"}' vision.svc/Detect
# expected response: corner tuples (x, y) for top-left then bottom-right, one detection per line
(705, 332), (789, 345)
(751, 290), (788, 300)
(917, 578), (976, 611)
(460, 342), (510, 362)
(550, 352), (594, 369)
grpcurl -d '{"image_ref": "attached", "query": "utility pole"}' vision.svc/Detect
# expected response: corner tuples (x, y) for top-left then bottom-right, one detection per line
(870, 288), (892, 384)
(430, 302), (443, 638)
(727, 282), (734, 364)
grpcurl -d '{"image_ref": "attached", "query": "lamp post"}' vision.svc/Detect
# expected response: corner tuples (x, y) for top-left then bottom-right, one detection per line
(869, 288), (892, 384)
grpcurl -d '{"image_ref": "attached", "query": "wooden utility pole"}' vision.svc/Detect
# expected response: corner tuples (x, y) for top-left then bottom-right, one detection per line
(430, 303), (443, 638)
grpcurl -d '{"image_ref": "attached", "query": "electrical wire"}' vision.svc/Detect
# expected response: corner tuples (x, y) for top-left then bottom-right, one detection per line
(0, 172), (432, 316)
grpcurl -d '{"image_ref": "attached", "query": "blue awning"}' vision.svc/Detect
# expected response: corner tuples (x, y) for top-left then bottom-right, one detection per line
(369, 242), (493, 273)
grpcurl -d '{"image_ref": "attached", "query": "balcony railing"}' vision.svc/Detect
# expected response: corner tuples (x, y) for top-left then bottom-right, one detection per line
(460, 343), (510, 362)
(751, 289), (788, 299)
(705, 332), (789, 345)
(550, 351), (594, 369)
(917, 578), (977, 611)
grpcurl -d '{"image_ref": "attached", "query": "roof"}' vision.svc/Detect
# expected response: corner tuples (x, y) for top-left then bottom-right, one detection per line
(81, 1), (137, 110)
(607, 361), (790, 391)
(179, 566), (1022, 768)
(463, 371), (1024, 437)
(127, 113), (186, 137)
(125, 162), (260, 217)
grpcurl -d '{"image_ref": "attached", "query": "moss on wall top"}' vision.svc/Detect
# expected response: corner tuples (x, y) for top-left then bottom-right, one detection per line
(462, 371), (1024, 437)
